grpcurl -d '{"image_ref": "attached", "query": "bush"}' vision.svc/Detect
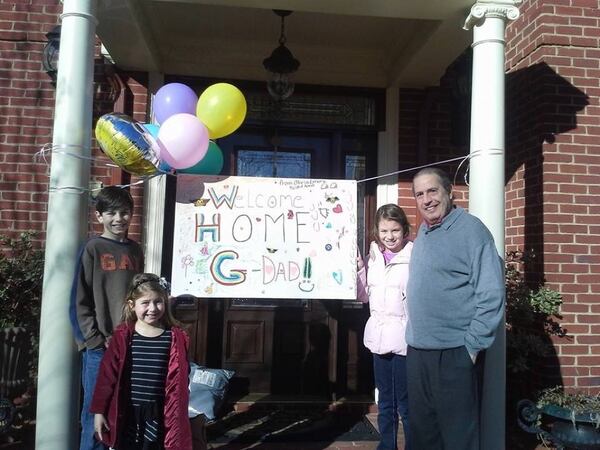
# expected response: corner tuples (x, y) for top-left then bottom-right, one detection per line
(505, 250), (565, 375)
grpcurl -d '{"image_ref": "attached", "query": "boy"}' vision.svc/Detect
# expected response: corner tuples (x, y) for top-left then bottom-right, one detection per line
(70, 186), (144, 450)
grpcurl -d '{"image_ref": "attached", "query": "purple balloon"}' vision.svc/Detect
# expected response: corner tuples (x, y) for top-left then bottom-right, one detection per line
(153, 83), (198, 125)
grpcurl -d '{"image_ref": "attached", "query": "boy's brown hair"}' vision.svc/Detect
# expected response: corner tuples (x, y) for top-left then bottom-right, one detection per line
(95, 186), (134, 214)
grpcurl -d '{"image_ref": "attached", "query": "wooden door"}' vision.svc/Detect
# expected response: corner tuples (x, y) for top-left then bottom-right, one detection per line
(200, 127), (376, 398)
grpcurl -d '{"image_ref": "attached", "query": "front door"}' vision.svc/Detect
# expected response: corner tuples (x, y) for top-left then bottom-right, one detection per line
(213, 127), (373, 397)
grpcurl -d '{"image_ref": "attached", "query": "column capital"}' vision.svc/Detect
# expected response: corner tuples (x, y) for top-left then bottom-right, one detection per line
(464, 0), (522, 30)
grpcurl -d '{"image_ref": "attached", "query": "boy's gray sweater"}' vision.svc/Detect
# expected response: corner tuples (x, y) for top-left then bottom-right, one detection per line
(406, 207), (504, 356)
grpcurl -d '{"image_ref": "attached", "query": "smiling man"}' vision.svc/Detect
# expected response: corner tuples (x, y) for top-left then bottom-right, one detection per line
(405, 167), (504, 450)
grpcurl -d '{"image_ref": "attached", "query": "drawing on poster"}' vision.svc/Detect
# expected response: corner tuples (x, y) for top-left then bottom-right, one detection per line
(171, 175), (357, 299)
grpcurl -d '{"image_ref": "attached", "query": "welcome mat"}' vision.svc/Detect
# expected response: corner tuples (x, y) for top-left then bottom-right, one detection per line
(206, 407), (379, 444)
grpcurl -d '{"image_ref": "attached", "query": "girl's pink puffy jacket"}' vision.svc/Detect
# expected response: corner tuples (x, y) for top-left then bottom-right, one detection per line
(357, 240), (413, 355)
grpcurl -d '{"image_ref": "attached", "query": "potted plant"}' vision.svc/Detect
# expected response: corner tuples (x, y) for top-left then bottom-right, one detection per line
(518, 386), (600, 449)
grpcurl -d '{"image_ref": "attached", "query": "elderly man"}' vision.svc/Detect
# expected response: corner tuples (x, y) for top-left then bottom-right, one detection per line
(405, 167), (504, 450)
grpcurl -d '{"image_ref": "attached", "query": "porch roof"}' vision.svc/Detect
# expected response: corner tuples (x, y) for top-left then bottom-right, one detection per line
(96, 0), (473, 88)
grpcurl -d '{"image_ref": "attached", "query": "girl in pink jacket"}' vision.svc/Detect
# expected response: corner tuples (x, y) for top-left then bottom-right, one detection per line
(357, 204), (412, 450)
(91, 273), (192, 450)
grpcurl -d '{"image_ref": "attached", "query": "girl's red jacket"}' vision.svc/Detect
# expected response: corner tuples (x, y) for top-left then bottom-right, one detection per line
(90, 322), (192, 449)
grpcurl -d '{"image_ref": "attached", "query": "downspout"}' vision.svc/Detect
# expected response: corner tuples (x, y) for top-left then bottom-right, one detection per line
(35, 1), (97, 448)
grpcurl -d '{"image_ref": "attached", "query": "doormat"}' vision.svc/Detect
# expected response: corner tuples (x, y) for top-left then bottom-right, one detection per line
(206, 407), (379, 443)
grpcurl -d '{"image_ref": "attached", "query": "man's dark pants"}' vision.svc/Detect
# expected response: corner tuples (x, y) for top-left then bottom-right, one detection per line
(406, 346), (484, 450)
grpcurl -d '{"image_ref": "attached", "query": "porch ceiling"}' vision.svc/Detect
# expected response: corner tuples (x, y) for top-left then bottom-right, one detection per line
(96, 0), (473, 88)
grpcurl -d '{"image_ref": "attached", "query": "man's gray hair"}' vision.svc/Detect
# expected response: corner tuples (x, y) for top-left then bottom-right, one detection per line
(412, 167), (453, 195)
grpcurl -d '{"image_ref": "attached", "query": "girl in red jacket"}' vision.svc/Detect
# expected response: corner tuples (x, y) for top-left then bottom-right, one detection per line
(91, 273), (192, 450)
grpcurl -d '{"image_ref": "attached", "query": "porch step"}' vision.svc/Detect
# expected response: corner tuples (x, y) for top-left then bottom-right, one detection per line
(230, 394), (377, 414)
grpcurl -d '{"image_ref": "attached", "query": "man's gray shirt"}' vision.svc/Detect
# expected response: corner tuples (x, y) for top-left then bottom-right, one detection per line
(405, 206), (505, 355)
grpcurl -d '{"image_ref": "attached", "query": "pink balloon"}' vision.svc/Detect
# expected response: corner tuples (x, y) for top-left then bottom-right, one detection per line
(157, 113), (209, 169)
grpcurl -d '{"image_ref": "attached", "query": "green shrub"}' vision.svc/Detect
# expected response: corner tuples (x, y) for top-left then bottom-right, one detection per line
(505, 250), (565, 375)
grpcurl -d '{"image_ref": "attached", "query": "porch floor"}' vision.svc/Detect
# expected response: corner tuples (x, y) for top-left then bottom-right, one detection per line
(204, 396), (401, 450)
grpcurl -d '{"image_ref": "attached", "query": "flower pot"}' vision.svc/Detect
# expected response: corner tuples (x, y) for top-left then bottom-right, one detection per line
(0, 327), (30, 400)
(518, 399), (600, 450)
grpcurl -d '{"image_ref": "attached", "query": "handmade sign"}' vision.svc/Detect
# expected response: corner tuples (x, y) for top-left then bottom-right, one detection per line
(171, 175), (357, 299)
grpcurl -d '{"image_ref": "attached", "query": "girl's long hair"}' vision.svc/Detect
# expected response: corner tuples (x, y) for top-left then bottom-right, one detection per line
(121, 273), (180, 328)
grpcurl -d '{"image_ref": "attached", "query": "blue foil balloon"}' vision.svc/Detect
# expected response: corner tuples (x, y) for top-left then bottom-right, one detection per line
(95, 114), (160, 176)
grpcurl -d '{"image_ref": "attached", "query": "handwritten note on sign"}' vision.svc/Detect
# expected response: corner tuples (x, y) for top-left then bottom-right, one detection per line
(171, 175), (357, 299)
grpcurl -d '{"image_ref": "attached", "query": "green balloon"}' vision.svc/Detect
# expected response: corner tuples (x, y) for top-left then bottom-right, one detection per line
(179, 141), (224, 174)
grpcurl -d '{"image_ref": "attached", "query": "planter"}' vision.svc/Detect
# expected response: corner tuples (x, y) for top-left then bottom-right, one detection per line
(0, 327), (30, 400)
(518, 399), (600, 450)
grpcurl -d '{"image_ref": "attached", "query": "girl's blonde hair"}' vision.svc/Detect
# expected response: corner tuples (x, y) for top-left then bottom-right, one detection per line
(122, 273), (180, 327)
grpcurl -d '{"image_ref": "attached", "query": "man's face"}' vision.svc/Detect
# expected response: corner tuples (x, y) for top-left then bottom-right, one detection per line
(413, 173), (453, 225)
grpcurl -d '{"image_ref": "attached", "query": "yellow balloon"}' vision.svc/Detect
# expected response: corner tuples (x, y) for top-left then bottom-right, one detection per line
(196, 83), (247, 139)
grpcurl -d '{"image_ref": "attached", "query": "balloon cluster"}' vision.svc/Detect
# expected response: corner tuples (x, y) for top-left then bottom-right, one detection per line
(95, 82), (246, 176)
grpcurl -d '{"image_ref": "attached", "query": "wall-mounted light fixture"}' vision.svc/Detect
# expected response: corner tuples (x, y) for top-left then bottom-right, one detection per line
(262, 10), (300, 102)
(42, 25), (61, 84)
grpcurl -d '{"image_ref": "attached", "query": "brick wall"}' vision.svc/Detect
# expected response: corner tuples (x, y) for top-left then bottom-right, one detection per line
(506, 0), (600, 391)
(0, 1), (149, 246)
(0, 1), (61, 244)
(396, 84), (469, 235)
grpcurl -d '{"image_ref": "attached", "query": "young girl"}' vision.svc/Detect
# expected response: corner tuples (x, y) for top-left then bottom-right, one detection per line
(357, 204), (412, 450)
(91, 273), (192, 450)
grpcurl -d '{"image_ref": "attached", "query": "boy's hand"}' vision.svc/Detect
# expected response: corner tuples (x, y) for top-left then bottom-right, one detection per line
(94, 413), (109, 441)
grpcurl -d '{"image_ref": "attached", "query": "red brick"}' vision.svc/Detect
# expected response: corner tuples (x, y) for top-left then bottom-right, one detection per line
(563, 324), (591, 334)
(560, 283), (592, 293)
(576, 377), (600, 388)
(559, 344), (591, 355)
(578, 355), (600, 365)
(561, 366), (590, 376)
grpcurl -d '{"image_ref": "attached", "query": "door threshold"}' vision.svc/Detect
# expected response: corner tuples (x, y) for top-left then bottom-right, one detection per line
(231, 394), (376, 413)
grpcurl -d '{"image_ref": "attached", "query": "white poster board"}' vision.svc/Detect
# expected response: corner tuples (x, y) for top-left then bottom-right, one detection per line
(171, 175), (357, 299)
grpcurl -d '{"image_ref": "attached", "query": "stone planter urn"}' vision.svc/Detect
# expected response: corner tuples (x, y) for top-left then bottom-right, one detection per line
(0, 327), (30, 435)
(518, 399), (600, 450)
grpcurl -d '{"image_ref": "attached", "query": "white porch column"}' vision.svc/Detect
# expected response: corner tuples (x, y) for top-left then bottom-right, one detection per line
(35, 1), (97, 449)
(143, 72), (166, 275)
(464, 1), (520, 449)
(376, 87), (399, 207)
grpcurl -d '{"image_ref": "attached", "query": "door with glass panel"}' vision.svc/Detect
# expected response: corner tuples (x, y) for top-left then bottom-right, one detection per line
(216, 128), (374, 396)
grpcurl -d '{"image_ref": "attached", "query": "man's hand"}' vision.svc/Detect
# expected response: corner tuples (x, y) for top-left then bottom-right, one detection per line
(469, 351), (478, 364)
(94, 413), (109, 441)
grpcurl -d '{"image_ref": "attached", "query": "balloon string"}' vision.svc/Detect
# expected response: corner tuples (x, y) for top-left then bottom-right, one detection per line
(38, 144), (498, 194)
(49, 174), (163, 195)
(356, 149), (500, 186)
(35, 144), (118, 168)
(356, 155), (467, 183)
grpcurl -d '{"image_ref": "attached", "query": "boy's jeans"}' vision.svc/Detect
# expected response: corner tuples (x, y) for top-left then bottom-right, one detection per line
(80, 348), (106, 450)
